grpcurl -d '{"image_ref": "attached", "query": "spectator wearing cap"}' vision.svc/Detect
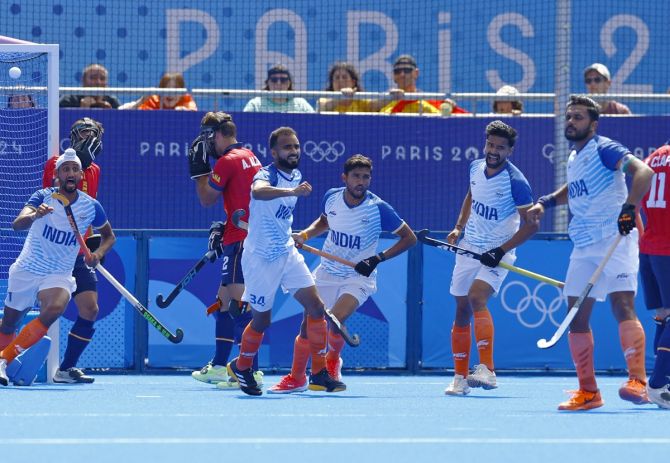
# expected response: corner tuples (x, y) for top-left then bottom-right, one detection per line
(243, 65), (314, 113)
(493, 85), (523, 115)
(583, 63), (631, 115)
(380, 55), (467, 115)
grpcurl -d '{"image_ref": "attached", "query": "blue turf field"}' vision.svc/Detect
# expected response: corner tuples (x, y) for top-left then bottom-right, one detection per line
(1, 375), (666, 463)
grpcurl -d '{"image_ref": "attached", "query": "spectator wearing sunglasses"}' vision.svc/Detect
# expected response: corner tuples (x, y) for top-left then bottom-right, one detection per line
(583, 63), (631, 115)
(243, 65), (314, 113)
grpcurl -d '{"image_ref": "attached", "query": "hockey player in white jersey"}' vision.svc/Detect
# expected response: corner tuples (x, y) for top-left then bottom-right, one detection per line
(226, 127), (345, 396)
(0, 149), (115, 386)
(268, 154), (416, 393)
(444, 120), (537, 396)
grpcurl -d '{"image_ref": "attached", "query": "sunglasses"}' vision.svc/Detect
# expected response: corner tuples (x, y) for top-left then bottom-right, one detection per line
(584, 77), (604, 84)
(393, 67), (415, 75)
(269, 76), (290, 83)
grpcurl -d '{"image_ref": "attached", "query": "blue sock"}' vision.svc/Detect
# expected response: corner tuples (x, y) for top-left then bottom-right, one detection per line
(212, 310), (234, 367)
(649, 318), (670, 389)
(59, 317), (95, 370)
(653, 317), (667, 353)
(234, 311), (258, 370)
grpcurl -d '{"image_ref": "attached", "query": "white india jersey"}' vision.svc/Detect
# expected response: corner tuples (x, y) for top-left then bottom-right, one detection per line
(15, 188), (108, 276)
(464, 159), (533, 250)
(245, 164), (302, 261)
(320, 188), (404, 278)
(567, 135), (628, 248)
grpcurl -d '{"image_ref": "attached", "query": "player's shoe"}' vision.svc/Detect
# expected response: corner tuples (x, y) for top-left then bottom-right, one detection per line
(53, 367), (95, 384)
(646, 383), (670, 409)
(326, 356), (343, 382)
(267, 374), (308, 394)
(466, 364), (497, 390)
(191, 363), (230, 384)
(226, 357), (262, 396)
(0, 358), (8, 386)
(444, 374), (470, 396)
(618, 378), (651, 404)
(217, 371), (264, 390)
(308, 368), (346, 392)
(558, 389), (604, 411)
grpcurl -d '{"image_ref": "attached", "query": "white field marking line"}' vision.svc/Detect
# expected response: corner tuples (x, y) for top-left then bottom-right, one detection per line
(1, 437), (670, 445)
(135, 395), (161, 398)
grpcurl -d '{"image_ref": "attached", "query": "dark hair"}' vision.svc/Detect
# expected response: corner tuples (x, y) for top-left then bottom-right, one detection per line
(343, 154), (373, 174)
(269, 126), (298, 149)
(200, 111), (236, 138)
(158, 72), (186, 88)
(485, 120), (517, 147)
(326, 62), (363, 91)
(492, 100), (523, 113)
(7, 94), (35, 108)
(264, 64), (293, 90)
(567, 94), (600, 121)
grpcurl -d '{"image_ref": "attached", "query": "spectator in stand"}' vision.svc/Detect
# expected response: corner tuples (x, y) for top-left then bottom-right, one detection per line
(59, 64), (120, 109)
(243, 65), (314, 113)
(317, 62), (374, 113)
(583, 63), (631, 115)
(119, 73), (197, 111)
(380, 55), (467, 115)
(492, 85), (523, 115)
(7, 94), (35, 108)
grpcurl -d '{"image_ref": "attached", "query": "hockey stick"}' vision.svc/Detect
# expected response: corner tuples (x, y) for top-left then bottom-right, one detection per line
(231, 209), (356, 268)
(156, 250), (216, 308)
(536, 234), (622, 349)
(416, 229), (565, 288)
(52, 192), (184, 344)
(231, 209), (360, 347)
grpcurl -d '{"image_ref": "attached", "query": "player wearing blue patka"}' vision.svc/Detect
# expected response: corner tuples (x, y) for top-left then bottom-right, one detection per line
(268, 154), (416, 393)
(0, 149), (116, 386)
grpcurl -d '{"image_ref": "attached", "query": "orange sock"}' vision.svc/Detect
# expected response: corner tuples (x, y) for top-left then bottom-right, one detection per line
(326, 329), (345, 362)
(474, 309), (494, 371)
(568, 331), (598, 392)
(619, 319), (647, 381)
(452, 323), (471, 377)
(1, 318), (48, 363)
(306, 316), (327, 374)
(0, 332), (16, 351)
(236, 324), (263, 371)
(290, 335), (310, 380)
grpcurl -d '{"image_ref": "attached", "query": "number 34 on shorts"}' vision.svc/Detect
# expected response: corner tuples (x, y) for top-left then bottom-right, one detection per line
(248, 294), (266, 307)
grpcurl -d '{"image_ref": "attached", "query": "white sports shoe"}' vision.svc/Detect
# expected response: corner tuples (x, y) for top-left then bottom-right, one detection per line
(0, 358), (8, 386)
(467, 364), (498, 390)
(445, 374), (470, 396)
(191, 363), (229, 384)
(647, 383), (670, 409)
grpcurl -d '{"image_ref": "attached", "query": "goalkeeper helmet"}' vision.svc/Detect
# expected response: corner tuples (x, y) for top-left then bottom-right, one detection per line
(70, 117), (104, 145)
(199, 112), (234, 159)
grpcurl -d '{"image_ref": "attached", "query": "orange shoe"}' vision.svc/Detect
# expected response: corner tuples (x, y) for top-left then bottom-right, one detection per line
(558, 389), (604, 411)
(618, 378), (651, 404)
(326, 356), (343, 382)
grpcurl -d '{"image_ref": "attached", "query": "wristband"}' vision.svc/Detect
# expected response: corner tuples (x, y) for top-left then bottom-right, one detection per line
(377, 251), (386, 262)
(300, 231), (309, 241)
(454, 224), (464, 231)
(537, 194), (556, 209)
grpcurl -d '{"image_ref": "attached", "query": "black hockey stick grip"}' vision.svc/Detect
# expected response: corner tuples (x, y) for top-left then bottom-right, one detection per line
(156, 250), (215, 308)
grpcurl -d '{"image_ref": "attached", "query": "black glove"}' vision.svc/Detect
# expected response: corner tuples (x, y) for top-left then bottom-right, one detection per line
(72, 135), (102, 170)
(480, 247), (506, 268)
(617, 203), (636, 235)
(354, 252), (385, 277)
(188, 134), (212, 179)
(208, 221), (225, 261)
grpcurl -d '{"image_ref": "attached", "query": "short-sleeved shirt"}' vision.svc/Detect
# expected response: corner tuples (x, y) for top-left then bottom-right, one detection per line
(567, 135), (629, 248)
(640, 145), (670, 255)
(208, 143), (261, 245)
(244, 164), (302, 261)
(15, 188), (108, 276)
(464, 159), (533, 250)
(59, 95), (120, 109)
(319, 188), (404, 278)
(243, 97), (315, 113)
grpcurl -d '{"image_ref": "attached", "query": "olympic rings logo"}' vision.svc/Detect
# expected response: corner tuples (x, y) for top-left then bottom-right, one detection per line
(303, 141), (346, 163)
(499, 281), (566, 328)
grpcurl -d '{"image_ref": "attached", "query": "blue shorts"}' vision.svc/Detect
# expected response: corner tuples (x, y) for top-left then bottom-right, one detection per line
(221, 241), (244, 286)
(639, 253), (670, 310)
(72, 254), (97, 296)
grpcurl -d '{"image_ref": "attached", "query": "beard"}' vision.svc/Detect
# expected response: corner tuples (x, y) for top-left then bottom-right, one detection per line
(277, 155), (299, 170)
(564, 126), (590, 141)
(62, 179), (78, 193)
(346, 185), (367, 200)
(485, 152), (505, 169)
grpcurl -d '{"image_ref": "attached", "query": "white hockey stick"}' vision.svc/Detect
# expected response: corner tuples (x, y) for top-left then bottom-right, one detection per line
(536, 234), (623, 349)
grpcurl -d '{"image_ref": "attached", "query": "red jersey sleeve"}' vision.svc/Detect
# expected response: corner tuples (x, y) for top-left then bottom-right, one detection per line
(640, 146), (670, 255)
(43, 156), (57, 188)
